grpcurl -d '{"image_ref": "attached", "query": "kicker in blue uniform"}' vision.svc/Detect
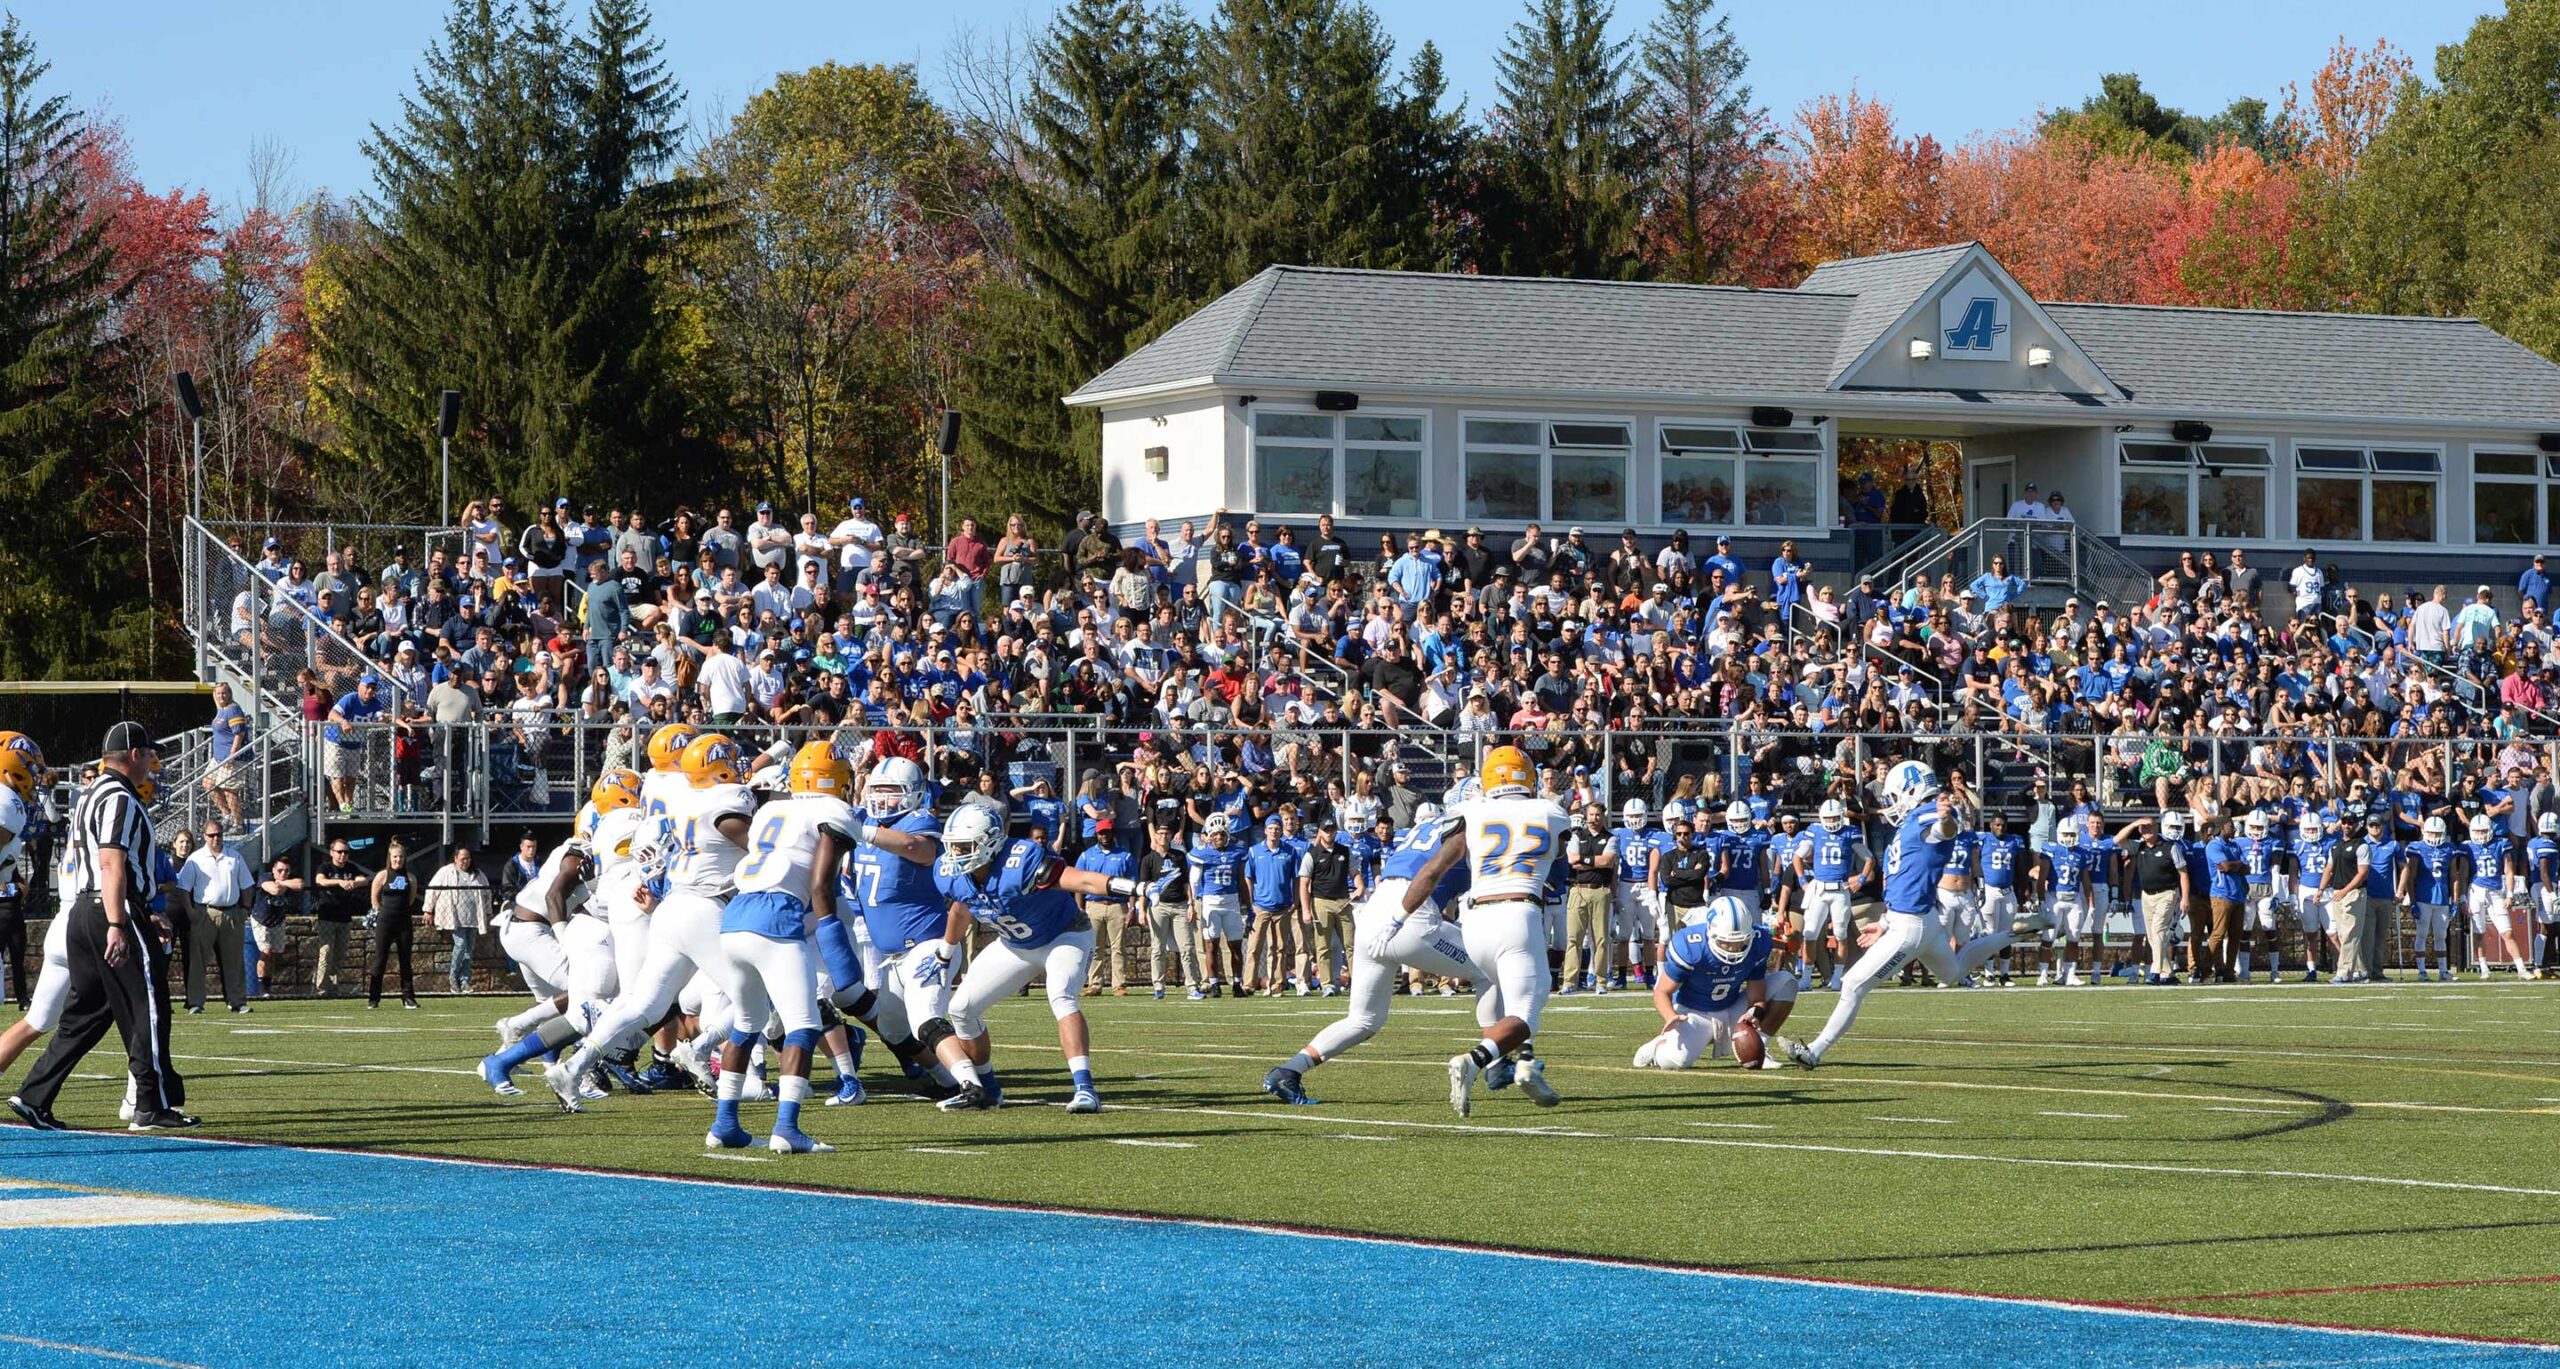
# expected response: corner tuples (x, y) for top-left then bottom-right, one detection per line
(1634, 896), (1800, 1070)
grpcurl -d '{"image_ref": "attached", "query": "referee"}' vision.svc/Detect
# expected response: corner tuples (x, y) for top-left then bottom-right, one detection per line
(6, 723), (194, 1131)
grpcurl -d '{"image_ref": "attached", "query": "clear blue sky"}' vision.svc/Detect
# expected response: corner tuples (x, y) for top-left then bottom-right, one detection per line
(14, 0), (2491, 211)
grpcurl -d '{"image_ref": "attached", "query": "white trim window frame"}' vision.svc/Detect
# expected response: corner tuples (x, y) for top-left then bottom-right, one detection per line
(1249, 406), (1429, 520)
(1459, 413), (1635, 525)
(2113, 435), (2272, 543)
(2472, 446), (2544, 547)
(1657, 421), (1826, 532)
(2291, 441), (2444, 546)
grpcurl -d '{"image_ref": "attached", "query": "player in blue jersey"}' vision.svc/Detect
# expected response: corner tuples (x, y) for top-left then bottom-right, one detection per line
(2530, 813), (2560, 973)
(1711, 801), (1767, 920)
(1187, 814), (1251, 996)
(1781, 762), (2010, 1069)
(1934, 821), (1982, 951)
(2401, 815), (2458, 980)
(1634, 896), (1800, 1070)
(1263, 803), (1484, 1105)
(1611, 799), (1668, 991)
(1973, 811), (2026, 986)
(1790, 798), (1873, 990)
(799, 755), (950, 1100)
(2233, 811), (2288, 982)
(2080, 815), (2121, 977)
(2288, 815), (2340, 982)
(921, 801), (1141, 1113)
(2040, 822), (2097, 986)
(2459, 813), (2533, 979)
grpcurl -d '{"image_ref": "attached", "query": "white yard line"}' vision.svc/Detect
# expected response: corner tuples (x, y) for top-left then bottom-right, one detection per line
(1867, 1116), (1956, 1125)
(1107, 1139), (1199, 1149)
(2038, 1111), (2128, 1120)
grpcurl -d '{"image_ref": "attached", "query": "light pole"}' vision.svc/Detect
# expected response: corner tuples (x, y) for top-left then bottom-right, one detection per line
(936, 408), (961, 549)
(438, 389), (461, 526)
(175, 371), (207, 680)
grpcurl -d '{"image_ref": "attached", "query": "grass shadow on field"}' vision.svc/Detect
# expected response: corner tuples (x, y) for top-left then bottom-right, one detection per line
(1717, 1215), (2560, 1273)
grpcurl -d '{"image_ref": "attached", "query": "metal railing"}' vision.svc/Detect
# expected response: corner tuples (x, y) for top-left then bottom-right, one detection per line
(1858, 517), (2151, 611)
(185, 517), (416, 709)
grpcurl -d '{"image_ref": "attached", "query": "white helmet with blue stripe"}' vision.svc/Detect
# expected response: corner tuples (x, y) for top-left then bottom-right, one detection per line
(1702, 894), (1757, 964)
(939, 800), (1006, 876)
(1877, 760), (1941, 825)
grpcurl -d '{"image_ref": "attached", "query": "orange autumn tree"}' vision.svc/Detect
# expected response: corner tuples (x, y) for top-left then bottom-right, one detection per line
(1942, 127), (2183, 302)
(1788, 89), (1946, 264)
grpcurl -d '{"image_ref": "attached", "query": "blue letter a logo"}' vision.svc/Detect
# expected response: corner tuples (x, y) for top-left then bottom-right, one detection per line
(1945, 297), (2007, 352)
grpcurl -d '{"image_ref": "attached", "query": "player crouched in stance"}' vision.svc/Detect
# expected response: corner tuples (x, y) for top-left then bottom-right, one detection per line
(918, 801), (1140, 1114)
(1780, 761), (2010, 1070)
(1405, 746), (1567, 1117)
(699, 742), (860, 1154)
(1261, 799), (1480, 1106)
(1634, 895), (1798, 1070)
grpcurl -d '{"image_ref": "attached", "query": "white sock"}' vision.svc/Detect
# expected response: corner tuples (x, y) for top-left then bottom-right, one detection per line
(777, 1074), (811, 1104)
(928, 1061), (957, 1087)
(716, 1070), (745, 1102)
(1067, 1054), (1091, 1078)
(947, 1057), (981, 1088)
(830, 1051), (856, 1079)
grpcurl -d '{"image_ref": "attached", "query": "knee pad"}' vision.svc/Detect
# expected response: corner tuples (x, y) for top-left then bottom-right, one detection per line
(782, 1026), (824, 1053)
(1046, 985), (1082, 1021)
(912, 1016), (955, 1054)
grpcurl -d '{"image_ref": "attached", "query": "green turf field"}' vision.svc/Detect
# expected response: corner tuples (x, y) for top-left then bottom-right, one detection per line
(27, 979), (2560, 1343)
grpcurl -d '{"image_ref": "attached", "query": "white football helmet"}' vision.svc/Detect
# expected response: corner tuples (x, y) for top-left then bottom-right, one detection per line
(2298, 818), (2321, 843)
(2242, 811), (2268, 839)
(1413, 802), (1443, 833)
(939, 801), (1006, 876)
(1877, 760), (1940, 825)
(2056, 823), (2081, 847)
(1202, 812), (1234, 845)
(862, 756), (926, 820)
(2422, 815), (2448, 843)
(1817, 798), (1847, 831)
(1445, 778), (1484, 808)
(1702, 895), (1756, 964)
(1725, 801), (1751, 829)
(1622, 798), (1649, 827)
(2541, 812), (2557, 836)
(1661, 799), (1694, 826)
(2160, 811), (2188, 840)
(2468, 813), (2494, 841)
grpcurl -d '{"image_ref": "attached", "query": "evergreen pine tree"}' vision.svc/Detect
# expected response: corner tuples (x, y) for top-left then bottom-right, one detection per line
(1635, 0), (1767, 284)
(959, 0), (1196, 534)
(0, 16), (148, 675)
(1475, 0), (1650, 280)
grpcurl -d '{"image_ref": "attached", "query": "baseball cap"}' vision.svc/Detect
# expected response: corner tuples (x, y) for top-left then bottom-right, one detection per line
(1093, 818), (1115, 832)
(848, 496), (866, 510)
(2025, 482), (2039, 491)
(757, 501), (773, 514)
(553, 497), (570, 509)
(1568, 526), (1585, 536)
(101, 720), (154, 757)
(263, 537), (281, 550)
(1715, 533), (1731, 544)
(1466, 525), (1484, 537)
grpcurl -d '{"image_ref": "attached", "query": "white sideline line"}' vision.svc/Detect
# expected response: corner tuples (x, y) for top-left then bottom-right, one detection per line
(14, 1127), (2543, 1353)
(1683, 1122), (1774, 1130)
(1087, 1101), (2560, 1200)
(0, 1333), (213, 1368)
(2204, 1107), (2298, 1116)
(1326, 1133), (1398, 1143)
(1867, 1116), (1956, 1125)
(2038, 1112), (2127, 1120)
(1107, 1139), (1198, 1149)
(175, 1052), (478, 1078)
(907, 1147), (981, 1157)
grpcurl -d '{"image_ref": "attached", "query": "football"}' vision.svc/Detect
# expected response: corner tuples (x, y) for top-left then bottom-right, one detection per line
(1732, 1016), (1767, 1069)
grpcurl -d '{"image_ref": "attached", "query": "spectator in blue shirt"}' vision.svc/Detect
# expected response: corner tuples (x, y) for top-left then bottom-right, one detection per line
(1969, 555), (2025, 612)
(323, 675), (387, 815)
(1769, 540), (1805, 626)
(1702, 534), (1746, 588)
(2519, 553), (2549, 613)
(206, 681), (250, 828)
(1387, 532), (1441, 606)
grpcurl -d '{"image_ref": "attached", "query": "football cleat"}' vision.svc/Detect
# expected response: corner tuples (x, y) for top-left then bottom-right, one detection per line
(769, 1126), (834, 1154)
(936, 1082), (996, 1112)
(8, 1096), (64, 1131)
(669, 1038), (706, 1083)
(737, 1072), (773, 1104)
(1776, 1036), (1822, 1071)
(1066, 1088), (1103, 1114)
(706, 1120), (754, 1149)
(1262, 1067), (1315, 1106)
(599, 1056), (654, 1096)
(495, 1016), (526, 1050)
(540, 1061), (585, 1112)
(1517, 1059), (1561, 1108)
(1483, 1058), (1517, 1091)
(636, 1061), (684, 1091)
(577, 1074), (608, 1102)
(1447, 1054), (1480, 1117)
(479, 1056), (525, 1097)
(826, 1074), (867, 1107)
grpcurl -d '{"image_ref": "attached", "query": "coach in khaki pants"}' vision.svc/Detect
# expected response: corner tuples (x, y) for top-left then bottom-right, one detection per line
(2123, 816), (2188, 983)
(1562, 806), (1615, 991)
(176, 822), (254, 1012)
(1074, 822), (1139, 994)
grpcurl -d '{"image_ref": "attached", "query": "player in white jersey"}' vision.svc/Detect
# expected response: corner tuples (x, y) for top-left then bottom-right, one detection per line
(568, 769), (654, 1090)
(1260, 801), (1487, 1106)
(476, 833), (594, 1096)
(548, 734), (756, 1109)
(628, 742), (854, 1153)
(0, 752), (100, 1097)
(627, 724), (700, 1085)
(1402, 747), (1567, 1116)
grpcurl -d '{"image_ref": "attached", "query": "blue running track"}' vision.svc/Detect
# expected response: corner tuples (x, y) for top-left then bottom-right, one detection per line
(0, 1129), (2546, 1368)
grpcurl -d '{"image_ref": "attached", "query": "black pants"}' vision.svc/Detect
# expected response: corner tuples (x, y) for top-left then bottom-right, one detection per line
(0, 899), (25, 1009)
(17, 896), (185, 1115)
(367, 916), (416, 1006)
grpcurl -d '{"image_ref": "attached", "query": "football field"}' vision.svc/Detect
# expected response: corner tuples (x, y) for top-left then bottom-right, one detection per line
(5, 978), (2560, 1364)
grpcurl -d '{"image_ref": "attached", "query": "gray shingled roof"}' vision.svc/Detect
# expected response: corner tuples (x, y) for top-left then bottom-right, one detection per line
(1074, 266), (1850, 400)
(1797, 242), (1975, 383)
(1070, 254), (2560, 429)
(2042, 302), (2560, 427)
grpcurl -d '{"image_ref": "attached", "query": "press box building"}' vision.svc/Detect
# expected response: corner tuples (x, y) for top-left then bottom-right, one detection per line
(1067, 241), (2560, 589)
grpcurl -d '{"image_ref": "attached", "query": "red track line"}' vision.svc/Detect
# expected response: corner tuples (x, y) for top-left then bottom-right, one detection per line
(2158, 1273), (2560, 1303)
(22, 1122), (2560, 1351)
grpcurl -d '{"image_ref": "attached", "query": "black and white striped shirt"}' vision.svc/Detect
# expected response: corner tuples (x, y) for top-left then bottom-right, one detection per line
(68, 772), (155, 910)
